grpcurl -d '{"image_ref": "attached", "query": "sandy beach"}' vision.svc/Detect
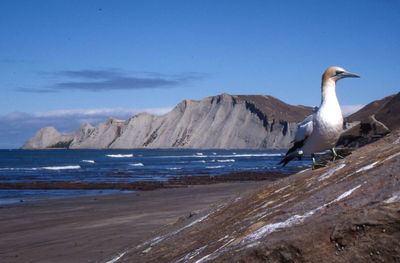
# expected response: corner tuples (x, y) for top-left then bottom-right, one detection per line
(0, 181), (269, 263)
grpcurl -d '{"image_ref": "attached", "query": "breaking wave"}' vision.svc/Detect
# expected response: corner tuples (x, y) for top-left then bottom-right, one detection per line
(217, 159), (235, 163)
(218, 153), (282, 158)
(106, 154), (133, 158)
(167, 167), (182, 170)
(129, 163), (144, 167)
(81, 160), (95, 164)
(206, 165), (225, 169)
(41, 165), (81, 170)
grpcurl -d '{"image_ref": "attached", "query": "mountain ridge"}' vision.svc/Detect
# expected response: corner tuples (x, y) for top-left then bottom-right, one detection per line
(22, 94), (312, 150)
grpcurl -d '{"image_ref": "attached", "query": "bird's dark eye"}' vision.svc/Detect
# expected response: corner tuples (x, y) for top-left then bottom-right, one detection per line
(335, 70), (344, 75)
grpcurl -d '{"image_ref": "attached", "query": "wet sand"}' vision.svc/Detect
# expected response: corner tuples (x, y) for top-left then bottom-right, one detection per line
(0, 181), (270, 263)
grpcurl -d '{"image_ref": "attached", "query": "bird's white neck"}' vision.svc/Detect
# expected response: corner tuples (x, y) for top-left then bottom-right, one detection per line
(320, 79), (340, 110)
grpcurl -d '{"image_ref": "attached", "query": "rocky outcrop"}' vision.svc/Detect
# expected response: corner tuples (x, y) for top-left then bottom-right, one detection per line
(22, 94), (312, 149)
(69, 118), (125, 149)
(22, 127), (73, 149)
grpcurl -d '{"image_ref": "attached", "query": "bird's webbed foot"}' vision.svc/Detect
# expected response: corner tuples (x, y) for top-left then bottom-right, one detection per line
(311, 154), (327, 170)
(331, 148), (344, 161)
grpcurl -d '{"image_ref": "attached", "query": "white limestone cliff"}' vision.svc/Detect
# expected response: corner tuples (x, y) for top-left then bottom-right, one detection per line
(22, 94), (311, 149)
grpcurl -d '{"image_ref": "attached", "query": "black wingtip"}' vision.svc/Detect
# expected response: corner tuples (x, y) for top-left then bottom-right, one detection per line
(278, 157), (290, 167)
(279, 151), (301, 167)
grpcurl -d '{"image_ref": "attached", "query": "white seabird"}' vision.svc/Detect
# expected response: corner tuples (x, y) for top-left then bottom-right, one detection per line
(280, 66), (360, 167)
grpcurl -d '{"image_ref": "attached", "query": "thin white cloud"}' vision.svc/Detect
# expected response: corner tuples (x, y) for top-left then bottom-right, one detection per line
(33, 107), (172, 118)
(341, 104), (364, 117)
(0, 107), (173, 148)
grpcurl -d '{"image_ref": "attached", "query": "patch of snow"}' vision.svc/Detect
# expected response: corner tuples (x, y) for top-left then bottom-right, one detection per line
(193, 238), (235, 263)
(318, 163), (346, 181)
(261, 200), (276, 208)
(217, 235), (230, 242)
(355, 161), (379, 173)
(105, 251), (127, 263)
(243, 214), (309, 243)
(297, 168), (310, 174)
(383, 152), (400, 162)
(332, 184), (362, 203)
(273, 185), (290, 194)
(384, 192), (400, 204)
(143, 214), (211, 249)
(175, 245), (208, 263)
(244, 184), (363, 243)
(233, 197), (241, 202)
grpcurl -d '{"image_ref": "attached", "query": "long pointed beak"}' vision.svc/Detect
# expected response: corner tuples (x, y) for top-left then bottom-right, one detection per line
(342, 71), (360, 78)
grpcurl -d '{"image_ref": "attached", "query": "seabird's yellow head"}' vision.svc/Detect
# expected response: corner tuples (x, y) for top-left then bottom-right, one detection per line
(322, 66), (360, 84)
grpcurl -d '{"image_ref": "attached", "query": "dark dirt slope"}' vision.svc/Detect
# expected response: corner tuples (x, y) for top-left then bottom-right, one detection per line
(339, 92), (399, 147)
(346, 94), (395, 123)
(375, 92), (400, 130)
(115, 130), (400, 263)
(236, 95), (312, 122)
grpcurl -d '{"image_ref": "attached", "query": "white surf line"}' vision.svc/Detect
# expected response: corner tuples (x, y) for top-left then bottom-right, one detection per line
(106, 154), (133, 158)
(105, 251), (127, 263)
(81, 159), (95, 163)
(41, 165), (81, 170)
(318, 163), (346, 181)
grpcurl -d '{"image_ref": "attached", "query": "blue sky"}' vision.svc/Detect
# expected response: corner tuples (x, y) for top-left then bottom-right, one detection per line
(0, 0), (399, 148)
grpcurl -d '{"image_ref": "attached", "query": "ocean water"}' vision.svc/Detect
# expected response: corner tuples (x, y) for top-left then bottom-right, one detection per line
(0, 149), (310, 204)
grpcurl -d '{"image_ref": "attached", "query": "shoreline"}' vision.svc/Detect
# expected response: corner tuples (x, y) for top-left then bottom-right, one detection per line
(0, 181), (272, 263)
(0, 170), (294, 191)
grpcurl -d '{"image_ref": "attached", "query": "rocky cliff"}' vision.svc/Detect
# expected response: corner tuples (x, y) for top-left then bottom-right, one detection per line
(22, 94), (312, 149)
(22, 127), (74, 149)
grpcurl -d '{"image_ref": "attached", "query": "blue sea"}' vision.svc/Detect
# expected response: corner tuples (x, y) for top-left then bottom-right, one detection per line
(0, 149), (310, 204)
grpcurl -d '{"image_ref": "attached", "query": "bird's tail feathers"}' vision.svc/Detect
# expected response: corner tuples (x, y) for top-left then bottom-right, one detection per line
(279, 150), (303, 167)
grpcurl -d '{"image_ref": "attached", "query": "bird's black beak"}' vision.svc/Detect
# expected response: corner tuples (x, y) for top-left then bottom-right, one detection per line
(341, 71), (360, 78)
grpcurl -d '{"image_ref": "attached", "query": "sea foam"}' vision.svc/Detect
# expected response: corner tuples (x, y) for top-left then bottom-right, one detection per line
(106, 154), (133, 158)
(129, 163), (144, 167)
(81, 160), (95, 164)
(217, 159), (235, 163)
(206, 165), (224, 169)
(41, 165), (81, 170)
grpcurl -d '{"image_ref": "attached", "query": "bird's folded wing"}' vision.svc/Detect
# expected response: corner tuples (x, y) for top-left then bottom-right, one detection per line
(293, 114), (313, 144)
